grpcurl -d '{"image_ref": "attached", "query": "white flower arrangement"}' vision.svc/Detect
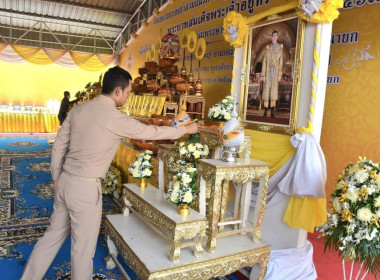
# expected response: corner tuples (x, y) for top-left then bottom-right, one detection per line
(128, 150), (154, 179)
(318, 157), (380, 276)
(166, 166), (197, 206)
(208, 95), (234, 122)
(178, 142), (209, 160)
(102, 165), (122, 199)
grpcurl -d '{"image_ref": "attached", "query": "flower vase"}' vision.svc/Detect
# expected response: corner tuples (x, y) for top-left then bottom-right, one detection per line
(139, 178), (147, 188)
(177, 203), (190, 216)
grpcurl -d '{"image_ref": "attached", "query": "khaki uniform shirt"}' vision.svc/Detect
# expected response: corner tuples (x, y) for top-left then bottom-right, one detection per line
(51, 94), (186, 181)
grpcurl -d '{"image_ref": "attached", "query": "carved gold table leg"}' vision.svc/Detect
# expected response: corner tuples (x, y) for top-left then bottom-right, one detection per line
(170, 229), (182, 262)
(194, 229), (205, 257)
(252, 175), (269, 243)
(218, 179), (229, 232)
(205, 177), (222, 253)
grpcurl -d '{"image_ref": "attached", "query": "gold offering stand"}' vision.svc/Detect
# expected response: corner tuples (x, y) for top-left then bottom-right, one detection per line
(121, 183), (207, 262)
(104, 130), (270, 280)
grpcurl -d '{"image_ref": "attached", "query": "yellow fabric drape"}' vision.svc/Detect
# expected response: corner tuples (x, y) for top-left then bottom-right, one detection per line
(0, 112), (59, 133)
(44, 48), (67, 61)
(245, 129), (295, 176)
(0, 43), (7, 52)
(1, 44), (116, 70)
(284, 196), (327, 233)
(12, 45), (54, 65)
(69, 52), (112, 71)
(245, 129), (326, 232)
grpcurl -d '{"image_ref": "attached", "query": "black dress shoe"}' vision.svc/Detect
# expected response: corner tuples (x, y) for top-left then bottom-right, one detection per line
(271, 107), (275, 118)
(263, 108), (268, 117)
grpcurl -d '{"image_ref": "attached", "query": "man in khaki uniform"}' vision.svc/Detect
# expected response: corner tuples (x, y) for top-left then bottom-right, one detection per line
(21, 66), (199, 280)
(261, 30), (283, 118)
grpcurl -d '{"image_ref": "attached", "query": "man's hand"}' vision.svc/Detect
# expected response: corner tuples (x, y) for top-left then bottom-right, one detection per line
(185, 122), (200, 134)
(53, 181), (57, 193)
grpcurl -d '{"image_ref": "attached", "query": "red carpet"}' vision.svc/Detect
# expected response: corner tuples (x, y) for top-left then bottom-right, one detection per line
(309, 231), (377, 280)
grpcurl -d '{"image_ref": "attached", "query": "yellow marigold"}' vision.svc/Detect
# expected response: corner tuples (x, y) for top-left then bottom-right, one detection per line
(298, 0), (343, 23)
(223, 11), (246, 48)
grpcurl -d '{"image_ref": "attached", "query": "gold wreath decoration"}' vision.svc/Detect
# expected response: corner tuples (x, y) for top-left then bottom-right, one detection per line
(150, 44), (156, 61)
(195, 38), (206, 60)
(180, 28), (190, 49)
(298, 0), (343, 23)
(187, 31), (197, 54)
(223, 11), (247, 48)
(146, 49), (151, 62)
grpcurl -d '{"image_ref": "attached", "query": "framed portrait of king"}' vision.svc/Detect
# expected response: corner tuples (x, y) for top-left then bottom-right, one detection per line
(240, 13), (305, 135)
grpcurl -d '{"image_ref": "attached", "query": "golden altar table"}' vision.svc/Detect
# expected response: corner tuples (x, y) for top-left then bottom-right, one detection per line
(0, 112), (59, 133)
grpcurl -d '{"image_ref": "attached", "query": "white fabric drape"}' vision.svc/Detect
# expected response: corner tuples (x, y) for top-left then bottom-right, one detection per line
(278, 133), (326, 198)
(256, 240), (317, 280)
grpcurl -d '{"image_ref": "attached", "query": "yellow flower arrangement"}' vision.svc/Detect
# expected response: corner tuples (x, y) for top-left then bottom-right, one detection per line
(101, 164), (123, 199)
(298, 0), (343, 23)
(223, 11), (246, 48)
(318, 157), (380, 277)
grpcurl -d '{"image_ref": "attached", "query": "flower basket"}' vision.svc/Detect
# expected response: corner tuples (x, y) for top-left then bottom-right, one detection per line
(101, 164), (123, 199)
(128, 150), (154, 187)
(318, 157), (380, 278)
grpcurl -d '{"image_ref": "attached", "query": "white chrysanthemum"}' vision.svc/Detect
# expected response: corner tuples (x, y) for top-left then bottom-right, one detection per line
(213, 110), (220, 118)
(187, 167), (197, 173)
(144, 155), (151, 160)
(374, 196), (380, 207)
(336, 180), (345, 190)
(357, 207), (373, 222)
(183, 192), (193, 203)
(173, 181), (180, 190)
(188, 144), (196, 152)
(332, 197), (341, 212)
(346, 191), (358, 202)
(224, 112), (231, 120)
(193, 150), (201, 159)
(134, 160), (141, 167)
(179, 147), (187, 155)
(195, 143), (202, 148)
(182, 174), (192, 184)
(354, 169), (369, 183)
(170, 192), (179, 203)
(132, 169), (139, 177)
(143, 168), (152, 177)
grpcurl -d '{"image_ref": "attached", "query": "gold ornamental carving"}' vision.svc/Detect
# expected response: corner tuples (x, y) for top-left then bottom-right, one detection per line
(107, 218), (270, 280)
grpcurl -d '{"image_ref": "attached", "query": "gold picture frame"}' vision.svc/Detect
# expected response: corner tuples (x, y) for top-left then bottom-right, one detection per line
(240, 12), (305, 135)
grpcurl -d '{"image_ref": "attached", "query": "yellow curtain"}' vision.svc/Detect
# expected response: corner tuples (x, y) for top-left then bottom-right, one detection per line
(284, 196), (327, 233)
(245, 129), (295, 176)
(245, 129), (326, 232)
(0, 43), (7, 52)
(2, 44), (116, 70)
(69, 52), (112, 71)
(12, 45), (54, 65)
(0, 112), (59, 133)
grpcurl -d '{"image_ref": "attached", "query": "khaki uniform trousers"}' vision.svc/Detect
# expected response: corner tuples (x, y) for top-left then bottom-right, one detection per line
(21, 171), (103, 280)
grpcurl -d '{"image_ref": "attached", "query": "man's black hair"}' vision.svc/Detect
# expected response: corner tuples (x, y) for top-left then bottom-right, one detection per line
(272, 30), (279, 35)
(102, 66), (133, 94)
(64, 91), (70, 97)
